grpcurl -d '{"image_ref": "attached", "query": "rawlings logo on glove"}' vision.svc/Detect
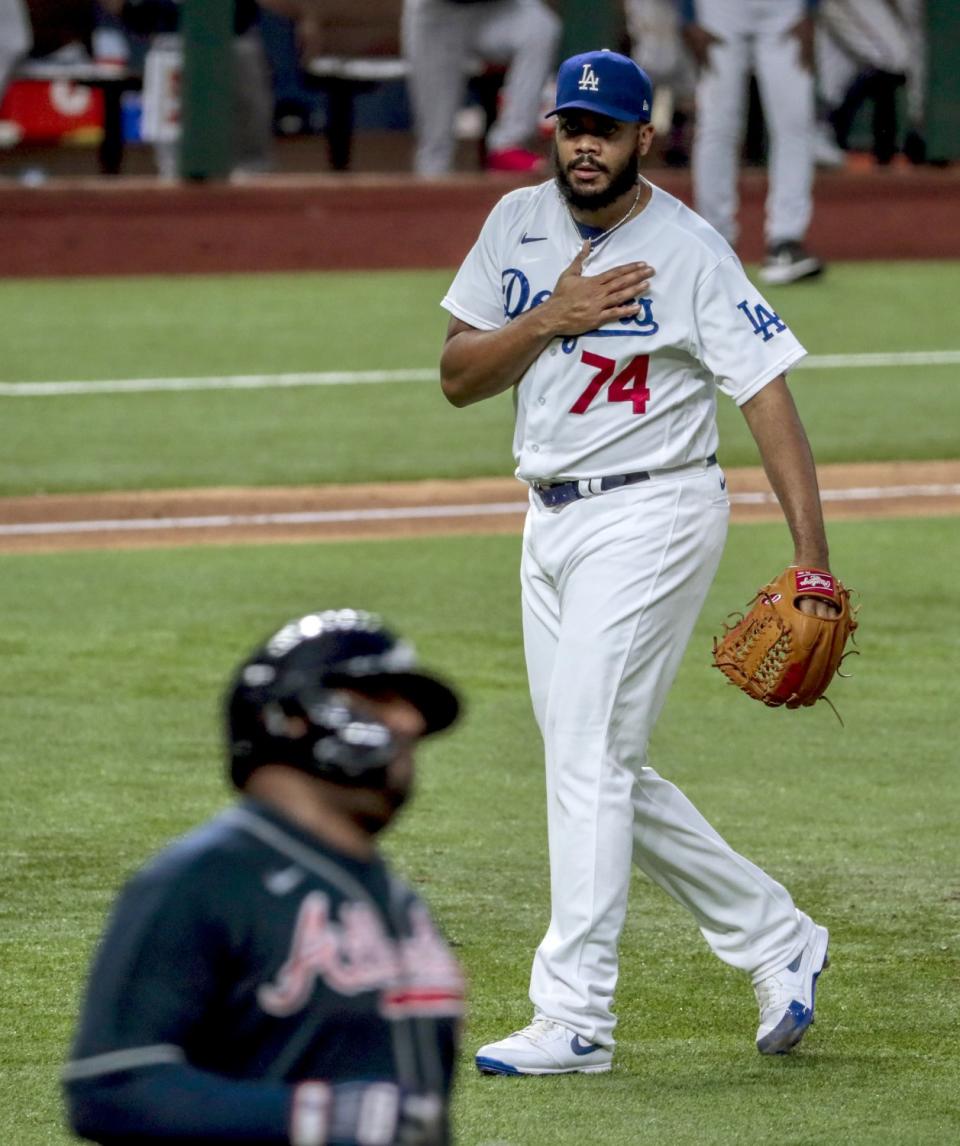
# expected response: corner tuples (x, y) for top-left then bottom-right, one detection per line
(712, 567), (858, 710)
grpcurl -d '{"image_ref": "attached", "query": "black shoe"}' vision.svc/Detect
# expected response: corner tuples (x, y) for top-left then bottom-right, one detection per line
(759, 241), (824, 285)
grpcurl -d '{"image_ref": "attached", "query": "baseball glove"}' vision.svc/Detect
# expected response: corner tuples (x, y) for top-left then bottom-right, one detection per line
(712, 567), (858, 710)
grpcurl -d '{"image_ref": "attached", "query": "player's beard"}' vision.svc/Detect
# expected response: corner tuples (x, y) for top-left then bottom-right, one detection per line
(351, 762), (413, 835)
(553, 144), (640, 213)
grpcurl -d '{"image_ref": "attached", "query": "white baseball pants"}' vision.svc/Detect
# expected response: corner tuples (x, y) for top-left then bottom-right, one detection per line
(521, 466), (808, 1048)
(402, 0), (561, 175)
(0, 0), (31, 97)
(691, 0), (815, 246)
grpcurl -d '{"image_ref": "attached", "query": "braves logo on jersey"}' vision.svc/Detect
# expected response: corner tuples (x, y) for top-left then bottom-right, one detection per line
(502, 267), (659, 353)
(258, 892), (464, 1020)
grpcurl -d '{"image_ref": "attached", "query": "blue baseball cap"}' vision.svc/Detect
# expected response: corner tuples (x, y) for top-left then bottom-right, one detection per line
(546, 50), (653, 124)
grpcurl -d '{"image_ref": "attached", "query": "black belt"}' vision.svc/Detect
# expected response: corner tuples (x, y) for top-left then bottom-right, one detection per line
(531, 454), (718, 509)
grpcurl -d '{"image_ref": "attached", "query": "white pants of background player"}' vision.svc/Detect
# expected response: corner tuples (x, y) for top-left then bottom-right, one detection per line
(522, 465), (811, 1048)
(0, 0), (31, 98)
(817, 0), (922, 125)
(691, 0), (815, 247)
(401, 0), (561, 175)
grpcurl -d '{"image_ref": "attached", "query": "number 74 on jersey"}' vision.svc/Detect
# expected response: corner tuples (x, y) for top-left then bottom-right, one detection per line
(569, 351), (650, 416)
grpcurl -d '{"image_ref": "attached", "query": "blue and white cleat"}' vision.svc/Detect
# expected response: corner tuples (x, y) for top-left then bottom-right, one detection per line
(475, 1018), (612, 1075)
(754, 918), (829, 1054)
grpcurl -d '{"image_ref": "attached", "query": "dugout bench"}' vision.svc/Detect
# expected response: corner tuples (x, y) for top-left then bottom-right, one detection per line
(304, 53), (506, 172)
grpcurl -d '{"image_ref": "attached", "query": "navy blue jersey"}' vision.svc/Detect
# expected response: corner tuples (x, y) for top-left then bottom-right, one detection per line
(64, 799), (463, 1144)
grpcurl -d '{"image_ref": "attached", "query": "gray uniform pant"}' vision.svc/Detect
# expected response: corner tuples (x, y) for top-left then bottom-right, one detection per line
(691, 0), (814, 247)
(817, 0), (923, 122)
(402, 0), (561, 175)
(231, 30), (274, 174)
(522, 468), (809, 1047)
(0, 0), (31, 98)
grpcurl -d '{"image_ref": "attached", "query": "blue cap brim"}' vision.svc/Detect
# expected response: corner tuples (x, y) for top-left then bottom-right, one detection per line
(546, 100), (649, 124)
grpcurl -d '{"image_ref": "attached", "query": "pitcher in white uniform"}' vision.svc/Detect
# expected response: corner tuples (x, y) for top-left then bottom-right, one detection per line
(440, 49), (836, 1075)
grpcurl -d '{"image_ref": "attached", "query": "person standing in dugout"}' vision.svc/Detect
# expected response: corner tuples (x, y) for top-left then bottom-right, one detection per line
(440, 49), (837, 1075)
(63, 609), (463, 1145)
(680, 0), (825, 284)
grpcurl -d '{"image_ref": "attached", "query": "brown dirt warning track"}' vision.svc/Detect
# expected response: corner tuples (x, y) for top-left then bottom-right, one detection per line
(1, 460), (958, 554)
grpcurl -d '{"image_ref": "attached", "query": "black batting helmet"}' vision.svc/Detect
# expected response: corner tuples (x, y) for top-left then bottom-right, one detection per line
(225, 609), (460, 789)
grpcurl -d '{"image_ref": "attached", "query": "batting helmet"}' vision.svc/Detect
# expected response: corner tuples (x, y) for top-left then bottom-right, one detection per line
(225, 609), (460, 789)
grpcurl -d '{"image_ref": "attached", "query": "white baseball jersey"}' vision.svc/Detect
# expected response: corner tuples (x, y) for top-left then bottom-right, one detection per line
(442, 179), (806, 482)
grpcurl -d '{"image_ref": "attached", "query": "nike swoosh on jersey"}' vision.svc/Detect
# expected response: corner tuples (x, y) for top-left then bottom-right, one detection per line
(520, 233), (548, 244)
(263, 865), (305, 895)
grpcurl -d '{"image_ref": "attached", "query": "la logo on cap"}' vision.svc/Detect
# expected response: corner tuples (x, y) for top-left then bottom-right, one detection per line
(578, 63), (600, 92)
(547, 49), (653, 124)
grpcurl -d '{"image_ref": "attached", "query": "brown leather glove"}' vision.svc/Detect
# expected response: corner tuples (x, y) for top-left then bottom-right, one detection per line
(712, 567), (858, 709)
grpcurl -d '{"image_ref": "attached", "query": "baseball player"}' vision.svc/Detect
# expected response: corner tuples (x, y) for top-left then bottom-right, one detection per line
(63, 609), (463, 1144)
(680, 0), (824, 284)
(440, 49), (835, 1075)
(401, 0), (562, 174)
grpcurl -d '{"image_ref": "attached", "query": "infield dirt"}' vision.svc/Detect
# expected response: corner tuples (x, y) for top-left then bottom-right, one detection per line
(1, 460), (957, 554)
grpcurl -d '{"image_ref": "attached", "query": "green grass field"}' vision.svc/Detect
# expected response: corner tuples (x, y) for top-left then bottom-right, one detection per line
(1, 522), (958, 1145)
(0, 262), (958, 494)
(1, 261), (958, 1144)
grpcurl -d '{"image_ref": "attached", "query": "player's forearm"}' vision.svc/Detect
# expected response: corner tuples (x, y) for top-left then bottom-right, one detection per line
(440, 308), (559, 407)
(740, 376), (830, 569)
(66, 1066), (416, 1145)
(66, 1066), (291, 1142)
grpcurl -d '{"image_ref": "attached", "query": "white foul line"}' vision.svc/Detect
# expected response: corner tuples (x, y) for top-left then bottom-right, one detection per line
(2, 484), (959, 539)
(1, 350), (958, 397)
(735, 483), (960, 504)
(0, 501), (529, 537)
(800, 350), (960, 369)
(0, 369), (438, 397)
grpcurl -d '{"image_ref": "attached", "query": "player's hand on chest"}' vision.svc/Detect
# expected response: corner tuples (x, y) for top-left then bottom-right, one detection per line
(506, 239), (657, 343)
(512, 241), (672, 422)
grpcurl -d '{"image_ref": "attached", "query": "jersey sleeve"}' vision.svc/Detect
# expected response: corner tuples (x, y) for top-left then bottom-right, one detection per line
(693, 255), (807, 406)
(68, 862), (225, 1059)
(441, 201), (506, 332)
(63, 862), (295, 1141)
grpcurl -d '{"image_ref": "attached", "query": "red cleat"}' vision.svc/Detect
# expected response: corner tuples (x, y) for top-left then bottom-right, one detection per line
(485, 147), (545, 173)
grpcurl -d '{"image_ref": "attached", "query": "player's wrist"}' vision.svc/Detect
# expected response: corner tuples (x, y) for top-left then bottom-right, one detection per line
(290, 1082), (330, 1146)
(790, 555), (830, 572)
(291, 1080), (403, 1146)
(523, 295), (566, 341)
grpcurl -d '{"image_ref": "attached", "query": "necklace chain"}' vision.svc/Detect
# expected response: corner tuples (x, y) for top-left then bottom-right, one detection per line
(569, 180), (643, 248)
